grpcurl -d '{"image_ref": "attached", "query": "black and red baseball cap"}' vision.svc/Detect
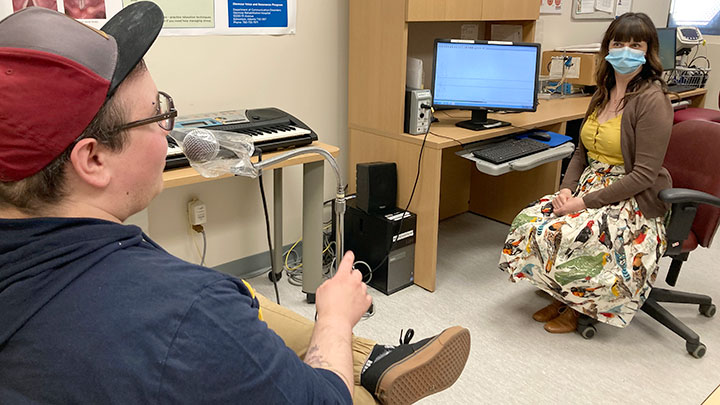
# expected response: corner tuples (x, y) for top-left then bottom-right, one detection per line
(0, 2), (164, 181)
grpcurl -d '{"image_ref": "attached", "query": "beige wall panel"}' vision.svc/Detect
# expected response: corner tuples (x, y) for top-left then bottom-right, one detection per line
(141, 1), (349, 267)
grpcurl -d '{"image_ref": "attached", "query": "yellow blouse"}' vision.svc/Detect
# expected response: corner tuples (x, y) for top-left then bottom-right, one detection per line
(580, 111), (624, 166)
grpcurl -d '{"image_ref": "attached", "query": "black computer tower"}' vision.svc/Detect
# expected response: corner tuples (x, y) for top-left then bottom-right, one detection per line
(345, 199), (416, 295)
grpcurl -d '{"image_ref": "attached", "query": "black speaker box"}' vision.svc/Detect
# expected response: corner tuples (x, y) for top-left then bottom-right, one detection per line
(356, 162), (397, 214)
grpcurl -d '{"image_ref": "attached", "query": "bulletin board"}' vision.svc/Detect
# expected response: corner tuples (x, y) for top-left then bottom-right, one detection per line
(571, 0), (625, 20)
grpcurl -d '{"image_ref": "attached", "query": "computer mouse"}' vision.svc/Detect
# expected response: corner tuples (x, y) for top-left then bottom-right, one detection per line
(528, 132), (552, 142)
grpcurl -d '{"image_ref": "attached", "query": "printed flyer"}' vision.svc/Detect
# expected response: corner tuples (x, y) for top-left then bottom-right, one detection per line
(1, 0), (296, 35)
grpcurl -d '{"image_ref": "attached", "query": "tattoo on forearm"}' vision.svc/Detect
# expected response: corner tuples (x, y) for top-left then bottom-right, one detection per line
(304, 345), (331, 368)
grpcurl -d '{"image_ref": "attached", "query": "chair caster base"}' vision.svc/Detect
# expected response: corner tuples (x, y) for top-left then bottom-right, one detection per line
(686, 341), (707, 359)
(699, 303), (716, 318)
(576, 315), (596, 339)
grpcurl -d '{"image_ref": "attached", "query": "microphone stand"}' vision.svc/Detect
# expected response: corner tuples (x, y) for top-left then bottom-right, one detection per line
(252, 146), (345, 275)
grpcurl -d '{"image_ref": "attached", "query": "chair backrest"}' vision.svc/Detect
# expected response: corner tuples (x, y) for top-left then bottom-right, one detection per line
(663, 120), (720, 247)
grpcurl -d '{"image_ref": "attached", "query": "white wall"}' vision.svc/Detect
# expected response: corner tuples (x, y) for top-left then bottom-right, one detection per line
(131, 1), (350, 266)
(537, 0), (718, 109)
(702, 36), (720, 109)
(537, 0), (670, 50)
(134, 0), (719, 267)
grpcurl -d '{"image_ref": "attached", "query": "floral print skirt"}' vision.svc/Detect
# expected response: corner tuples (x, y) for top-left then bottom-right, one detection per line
(499, 159), (667, 328)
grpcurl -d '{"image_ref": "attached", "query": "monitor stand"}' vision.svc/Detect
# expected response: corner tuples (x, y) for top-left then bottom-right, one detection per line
(456, 109), (511, 131)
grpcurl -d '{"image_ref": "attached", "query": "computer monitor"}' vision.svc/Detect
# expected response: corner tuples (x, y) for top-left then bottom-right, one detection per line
(431, 39), (541, 131)
(656, 27), (677, 71)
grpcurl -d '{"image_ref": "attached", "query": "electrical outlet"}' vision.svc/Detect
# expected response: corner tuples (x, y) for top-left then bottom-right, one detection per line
(188, 198), (207, 226)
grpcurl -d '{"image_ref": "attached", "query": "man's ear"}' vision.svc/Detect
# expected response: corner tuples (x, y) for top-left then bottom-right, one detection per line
(69, 138), (112, 188)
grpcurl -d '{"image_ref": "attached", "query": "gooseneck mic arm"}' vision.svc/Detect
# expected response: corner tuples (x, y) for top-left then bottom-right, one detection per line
(253, 146), (345, 275)
(174, 127), (346, 276)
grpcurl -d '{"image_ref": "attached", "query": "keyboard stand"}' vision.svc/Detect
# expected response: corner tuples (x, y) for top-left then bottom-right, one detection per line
(456, 142), (575, 176)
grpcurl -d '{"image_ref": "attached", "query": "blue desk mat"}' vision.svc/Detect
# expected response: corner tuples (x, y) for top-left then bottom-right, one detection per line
(515, 130), (572, 147)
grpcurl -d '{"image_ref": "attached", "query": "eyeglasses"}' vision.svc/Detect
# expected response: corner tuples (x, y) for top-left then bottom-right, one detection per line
(114, 91), (177, 132)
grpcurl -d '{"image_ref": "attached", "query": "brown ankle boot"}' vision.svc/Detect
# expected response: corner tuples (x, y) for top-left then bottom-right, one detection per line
(544, 306), (580, 333)
(532, 300), (565, 322)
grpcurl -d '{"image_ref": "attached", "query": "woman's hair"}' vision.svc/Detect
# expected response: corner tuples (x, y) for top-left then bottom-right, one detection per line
(588, 12), (666, 116)
(0, 61), (148, 215)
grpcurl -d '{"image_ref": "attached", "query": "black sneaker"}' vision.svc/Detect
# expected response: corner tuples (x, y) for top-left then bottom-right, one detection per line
(360, 326), (471, 404)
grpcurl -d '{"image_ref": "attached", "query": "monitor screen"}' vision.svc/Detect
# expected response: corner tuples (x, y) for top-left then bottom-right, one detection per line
(431, 40), (540, 113)
(656, 27), (676, 71)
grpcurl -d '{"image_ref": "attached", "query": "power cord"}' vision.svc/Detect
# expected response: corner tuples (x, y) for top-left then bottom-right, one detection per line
(191, 224), (207, 266)
(429, 131), (464, 148)
(363, 105), (433, 282)
(257, 151), (281, 305)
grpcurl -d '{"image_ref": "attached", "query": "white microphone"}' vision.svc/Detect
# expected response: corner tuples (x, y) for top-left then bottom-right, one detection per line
(174, 128), (254, 163)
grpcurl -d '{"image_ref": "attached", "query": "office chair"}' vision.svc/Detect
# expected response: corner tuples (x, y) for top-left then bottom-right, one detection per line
(577, 120), (720, 358)
(673, 92), (720, 124)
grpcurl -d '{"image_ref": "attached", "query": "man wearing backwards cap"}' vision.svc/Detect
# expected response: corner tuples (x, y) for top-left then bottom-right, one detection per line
(0, 2), (470, 404)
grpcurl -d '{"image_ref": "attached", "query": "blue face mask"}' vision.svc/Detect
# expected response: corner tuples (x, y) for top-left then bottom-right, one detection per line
(605, 47), (646, 74)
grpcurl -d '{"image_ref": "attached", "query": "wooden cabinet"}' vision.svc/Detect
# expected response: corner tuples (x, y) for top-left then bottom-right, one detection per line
(349, 0), (540, 138)
(406, 0), (539, 22)
(348, 0), (542, 291)
(482, 0), (539, 20)
(407, 0), (483, 21)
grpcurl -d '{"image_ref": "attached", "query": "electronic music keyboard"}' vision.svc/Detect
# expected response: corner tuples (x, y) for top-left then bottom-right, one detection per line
(165, 107), (318, 170)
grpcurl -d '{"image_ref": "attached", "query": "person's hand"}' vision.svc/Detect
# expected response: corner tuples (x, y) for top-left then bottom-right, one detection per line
(553, 196), (586, 216)
(315, 251), (372, 330)
(551, 188), (573, 211)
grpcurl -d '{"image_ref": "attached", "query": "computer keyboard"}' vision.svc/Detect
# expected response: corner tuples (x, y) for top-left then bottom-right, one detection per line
(471, 138), (550, 165)
(667, 84), (696, 94)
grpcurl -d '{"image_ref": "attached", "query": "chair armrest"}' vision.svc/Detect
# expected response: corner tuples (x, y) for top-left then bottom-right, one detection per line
(659, 188), (720, 207)
(659, 188), (720, 257)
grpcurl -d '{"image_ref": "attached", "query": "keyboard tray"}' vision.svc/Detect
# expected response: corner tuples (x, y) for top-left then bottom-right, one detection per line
(457, 142), (575, 176)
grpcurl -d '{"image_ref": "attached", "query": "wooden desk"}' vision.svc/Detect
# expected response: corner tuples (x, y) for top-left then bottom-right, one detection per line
(349, 89), (706, 292)
(669, 88), (707, 108)
(163, 142), (340, 189)
(163, 141), (340, 300)
(349, 97), (590, 292)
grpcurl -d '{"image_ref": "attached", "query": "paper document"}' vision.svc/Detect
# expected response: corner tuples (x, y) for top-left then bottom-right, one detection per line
(576, 0), (594, 13)
(549, 57), (565, 78)
(550, 57), (581, 79)
(615, 0), (632, 16)
(1, 0), (297, 36)
(540, 0), (563, 14)
(461, 24), (479, 40)
(490, 24), (522, 42)
(594, 0), (614, 12)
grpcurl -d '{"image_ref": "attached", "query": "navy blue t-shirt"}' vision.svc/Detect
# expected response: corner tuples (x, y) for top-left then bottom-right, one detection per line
(0, 217), (350, 404)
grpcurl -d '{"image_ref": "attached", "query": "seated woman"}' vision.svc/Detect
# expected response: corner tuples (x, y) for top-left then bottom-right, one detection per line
(499, 12), (673, 333)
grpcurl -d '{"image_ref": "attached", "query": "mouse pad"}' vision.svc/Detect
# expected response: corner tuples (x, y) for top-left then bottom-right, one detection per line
(516, 130), (572, 147)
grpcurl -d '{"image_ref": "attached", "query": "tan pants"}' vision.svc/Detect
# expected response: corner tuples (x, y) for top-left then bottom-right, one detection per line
(257, 294), (379, 404)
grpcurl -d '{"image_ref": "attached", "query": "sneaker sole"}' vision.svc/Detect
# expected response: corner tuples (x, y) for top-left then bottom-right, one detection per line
(375, 326), (471, 405)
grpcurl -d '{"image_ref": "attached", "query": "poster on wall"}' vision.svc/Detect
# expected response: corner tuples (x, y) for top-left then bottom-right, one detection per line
(0, 0), (296, 36)
(540, 0), (563, 14)
(615, 0), (632, 17)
